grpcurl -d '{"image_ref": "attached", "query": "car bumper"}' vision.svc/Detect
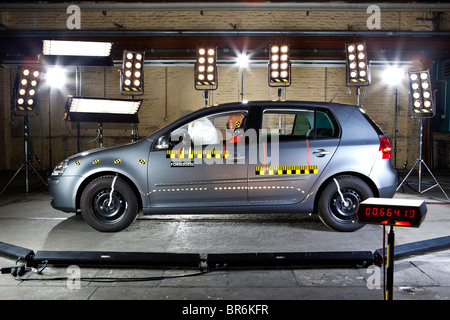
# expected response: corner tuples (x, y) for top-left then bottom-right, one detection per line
(48, 175), (82, 213)
(369, 159), (397, 198)
(378, 183), (397, 198)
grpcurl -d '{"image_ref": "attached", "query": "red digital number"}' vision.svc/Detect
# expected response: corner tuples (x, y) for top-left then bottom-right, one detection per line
(360, 205), (421, 226)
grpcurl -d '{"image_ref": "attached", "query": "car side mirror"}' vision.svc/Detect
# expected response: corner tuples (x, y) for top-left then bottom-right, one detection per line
(156, 136), (169, 149)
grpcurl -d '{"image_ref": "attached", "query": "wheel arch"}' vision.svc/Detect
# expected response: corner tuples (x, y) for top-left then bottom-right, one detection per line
(76, 171), (143, 212)
(313, 171), (379, 214)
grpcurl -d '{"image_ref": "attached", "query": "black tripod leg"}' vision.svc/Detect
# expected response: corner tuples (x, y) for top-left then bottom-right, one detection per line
(420, 160), (450, 200)
(396, 158), (420, 192)
(28, 163), (48, 187)
(0, 162), (25, 197)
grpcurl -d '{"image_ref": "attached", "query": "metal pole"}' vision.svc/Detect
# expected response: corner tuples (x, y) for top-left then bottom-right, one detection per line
(418, 118), (424, 192)
(385, 226), (395, 300)
(48, 87), (52, 169)
(240, 68), (244, 101)
(204, 89), (209, 107)
(394, 85), (398, 169)
(24, 115), (29, 195)
(382, 225), (386, 300)
(76, 66), (82, 153)
(356, 87), (360, 106)
(99, 123), (103, 148)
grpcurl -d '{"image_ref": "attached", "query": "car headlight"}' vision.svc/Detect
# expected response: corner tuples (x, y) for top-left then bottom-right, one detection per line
(52, 159), (69, 176)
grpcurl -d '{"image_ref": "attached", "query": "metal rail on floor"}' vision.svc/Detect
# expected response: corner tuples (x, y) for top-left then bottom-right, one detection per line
(1, 237), (450, 272)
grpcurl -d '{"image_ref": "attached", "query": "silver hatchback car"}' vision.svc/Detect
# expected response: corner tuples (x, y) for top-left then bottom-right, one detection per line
(48, 101), (396, 232)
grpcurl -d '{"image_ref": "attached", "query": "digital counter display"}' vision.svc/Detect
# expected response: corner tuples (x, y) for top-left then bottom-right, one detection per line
(357, 198), (427, 228)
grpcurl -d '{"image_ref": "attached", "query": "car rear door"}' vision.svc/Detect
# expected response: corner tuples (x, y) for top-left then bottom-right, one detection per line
(248, 106), (341, 205)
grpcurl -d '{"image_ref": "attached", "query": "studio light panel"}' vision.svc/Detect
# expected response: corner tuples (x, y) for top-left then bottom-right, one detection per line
(269, 45), (291, 87)
(41, 40), (114, 66)
(12, 66), (42, 115)
(64, 96), (142, 123)
(42, 40), (113, 57)
(408, 70), (435, 118)
(121, 50), (145, 95)
(346, 42), (370, 86)
(195, 47), (217, 90)
(68, 98), (141, 115)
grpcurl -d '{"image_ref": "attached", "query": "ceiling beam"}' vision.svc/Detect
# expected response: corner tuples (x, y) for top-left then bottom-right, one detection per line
(2, 29), (450, 64)
(1, 2), (450, 12)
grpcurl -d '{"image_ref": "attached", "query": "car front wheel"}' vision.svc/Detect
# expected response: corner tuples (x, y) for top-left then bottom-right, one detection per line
(80, 175), (138, 232)
(317, 175), (373, 232)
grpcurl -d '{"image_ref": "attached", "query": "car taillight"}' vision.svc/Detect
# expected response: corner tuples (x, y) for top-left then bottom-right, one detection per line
(379, 137), (392, 159)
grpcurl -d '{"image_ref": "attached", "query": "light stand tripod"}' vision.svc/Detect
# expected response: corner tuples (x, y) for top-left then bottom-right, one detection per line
(396, 117), (449, 200)
(392, 84), (412, 192)
(0, 115), (48, 197)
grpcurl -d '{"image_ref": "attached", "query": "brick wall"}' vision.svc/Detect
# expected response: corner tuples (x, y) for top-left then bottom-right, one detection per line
(0, 10), (436, 31)
(0, 7), (446, 170)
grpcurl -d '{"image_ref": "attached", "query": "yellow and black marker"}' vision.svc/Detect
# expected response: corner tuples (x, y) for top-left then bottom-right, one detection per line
(114, 159), (122, 164)
(166, 150), (229, 159)
(92, 159), (100, 164)
(139, 159), (146, 165)
(74, 161), (81, 166)
(255, 165), (318, 176)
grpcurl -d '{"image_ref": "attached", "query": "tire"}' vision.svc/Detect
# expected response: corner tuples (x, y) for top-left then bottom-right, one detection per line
(317, 175), (373, 232)
(80, 175), (138, 232)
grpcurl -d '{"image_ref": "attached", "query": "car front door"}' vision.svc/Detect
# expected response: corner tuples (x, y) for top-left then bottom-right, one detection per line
(148, 109), (250, 208)
(248, 107), (340, 205)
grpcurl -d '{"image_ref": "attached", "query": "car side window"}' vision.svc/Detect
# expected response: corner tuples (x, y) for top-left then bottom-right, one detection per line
(316, 110), (339, 139)
(262, 110), (314, 140)
(261, 109), (339, 140)
(166, 110), (248, 148)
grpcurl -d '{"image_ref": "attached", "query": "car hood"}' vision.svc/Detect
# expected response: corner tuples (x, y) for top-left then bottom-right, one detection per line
(65, 139), (147, 162)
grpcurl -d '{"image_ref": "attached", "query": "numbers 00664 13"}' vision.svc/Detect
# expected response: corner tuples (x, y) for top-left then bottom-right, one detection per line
(365, 207), (415, 218)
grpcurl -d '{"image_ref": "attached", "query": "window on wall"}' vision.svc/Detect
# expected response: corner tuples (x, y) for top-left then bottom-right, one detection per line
(261, 109), (339, 140)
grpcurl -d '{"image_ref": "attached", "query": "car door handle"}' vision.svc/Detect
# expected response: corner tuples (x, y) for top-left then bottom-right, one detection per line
(228, 154), (245, 161)
(313, 149), (330, 157)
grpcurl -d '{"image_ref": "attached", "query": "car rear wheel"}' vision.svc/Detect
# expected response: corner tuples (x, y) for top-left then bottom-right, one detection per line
(317, 175), (373, 232)
(80, 175), (138, 232)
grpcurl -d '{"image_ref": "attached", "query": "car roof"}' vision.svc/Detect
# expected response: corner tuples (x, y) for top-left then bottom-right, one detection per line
(146, 100), (362, 141)
(208, 100), (359, 110)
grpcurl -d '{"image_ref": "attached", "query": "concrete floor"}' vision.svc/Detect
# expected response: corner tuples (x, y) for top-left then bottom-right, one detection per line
(0, 169), (449, 305)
